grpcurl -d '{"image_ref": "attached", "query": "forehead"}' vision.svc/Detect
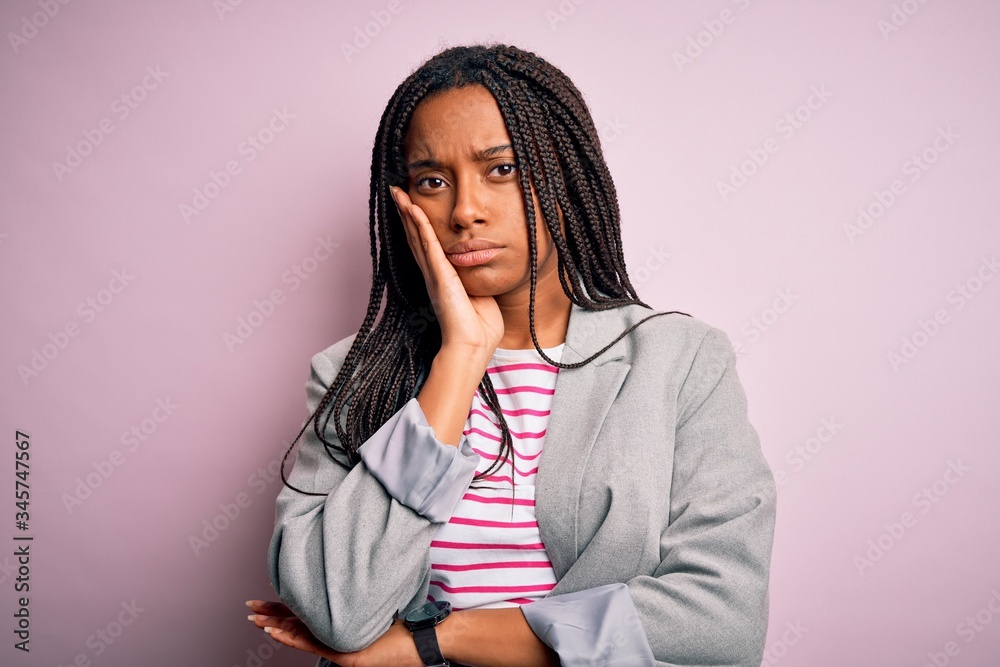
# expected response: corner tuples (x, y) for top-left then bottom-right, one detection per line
(404, 84), (511, 159)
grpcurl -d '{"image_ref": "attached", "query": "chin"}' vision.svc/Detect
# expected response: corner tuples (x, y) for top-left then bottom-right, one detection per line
(458, 275), (515, 298)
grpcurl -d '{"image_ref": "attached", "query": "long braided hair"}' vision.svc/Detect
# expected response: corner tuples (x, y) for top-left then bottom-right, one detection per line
(280, 43), (690, 496)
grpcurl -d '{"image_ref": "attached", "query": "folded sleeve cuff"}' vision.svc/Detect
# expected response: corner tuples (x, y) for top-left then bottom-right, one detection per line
(521, 583), (656, 667)
(358, 396), (479, 523)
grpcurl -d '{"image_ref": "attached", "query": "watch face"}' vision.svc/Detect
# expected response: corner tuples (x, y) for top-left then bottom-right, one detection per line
(408, 603), (440, 623)
(405, 601), (450, 628)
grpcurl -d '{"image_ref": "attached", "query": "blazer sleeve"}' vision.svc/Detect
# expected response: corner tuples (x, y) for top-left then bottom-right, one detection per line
(522, 326), (777, 666)
(267, 345), (480, 653)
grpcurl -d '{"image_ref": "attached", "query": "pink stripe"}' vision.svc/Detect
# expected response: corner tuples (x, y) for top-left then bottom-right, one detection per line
(470, 456), (540, 478)
(429, 580), (557, 594)
(461, 493), (534, 506)
(480, 475), (514, 484)
(469, 404), (552, 420)
(497, 406), (551, 417)
(488, 362), (560, 373)
(447, 516), (538, 528)
(468, 407), (500, 426)
(465, 425), (548, 444)
(494, 385), (555, 396)
(430, 540), (546, 550)
(430, 560), (553, 572)
(506, 597), (536, 605)
(472, 445), (542, 462)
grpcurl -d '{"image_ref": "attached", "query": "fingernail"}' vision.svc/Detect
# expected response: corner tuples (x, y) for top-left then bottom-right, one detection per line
(264, 626), (282, 634)
(245, 600), (261, 608)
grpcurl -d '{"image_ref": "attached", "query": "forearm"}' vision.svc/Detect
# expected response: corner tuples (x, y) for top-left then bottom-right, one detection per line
(417, 349), (488, 447)
(437, 607), (560, 667)
(271, 459), (437, 652)
(271, 347), (480, 652)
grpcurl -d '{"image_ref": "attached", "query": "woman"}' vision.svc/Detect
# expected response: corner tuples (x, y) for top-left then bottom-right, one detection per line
(247, 43), (776, 666)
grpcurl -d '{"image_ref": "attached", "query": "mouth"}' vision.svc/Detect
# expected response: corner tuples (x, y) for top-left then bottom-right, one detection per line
(445, 247), (504, 267)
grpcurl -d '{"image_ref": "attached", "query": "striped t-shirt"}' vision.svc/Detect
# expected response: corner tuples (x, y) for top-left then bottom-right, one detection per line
(426, 343), (565, 611)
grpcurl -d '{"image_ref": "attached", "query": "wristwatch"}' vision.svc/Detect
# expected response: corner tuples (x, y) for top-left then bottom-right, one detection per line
(403, 600), (452, 666)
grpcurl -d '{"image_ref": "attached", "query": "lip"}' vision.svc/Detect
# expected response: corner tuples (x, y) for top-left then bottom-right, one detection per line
(446, 247), (503, 267)
(445, 239), (503, 254)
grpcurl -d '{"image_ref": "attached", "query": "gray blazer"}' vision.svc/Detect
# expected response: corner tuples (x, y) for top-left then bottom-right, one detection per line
(268, 301), (777, 666)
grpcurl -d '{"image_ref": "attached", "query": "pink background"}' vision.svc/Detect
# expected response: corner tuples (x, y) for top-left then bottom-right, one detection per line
(2, 1), (998, 665)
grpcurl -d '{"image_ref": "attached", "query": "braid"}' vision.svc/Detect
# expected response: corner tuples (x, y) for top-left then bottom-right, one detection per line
(280, 43), (692, 497)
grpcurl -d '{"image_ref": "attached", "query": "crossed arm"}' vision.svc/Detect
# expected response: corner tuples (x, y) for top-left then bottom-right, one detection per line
(264, 327), (776, 666)
(247, 599), (559, 667)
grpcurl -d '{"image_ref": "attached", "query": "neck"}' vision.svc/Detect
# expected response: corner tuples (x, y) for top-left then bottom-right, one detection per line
(494, 279), (572, 350)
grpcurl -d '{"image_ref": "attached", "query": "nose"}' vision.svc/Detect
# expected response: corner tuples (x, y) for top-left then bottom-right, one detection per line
(449, 174), (488, 230)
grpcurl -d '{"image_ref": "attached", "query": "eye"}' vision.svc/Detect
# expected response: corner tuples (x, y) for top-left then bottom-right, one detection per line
(415, 175), (446, 190)
(492, 161), (517, 177)
(414, 162), (517, 190)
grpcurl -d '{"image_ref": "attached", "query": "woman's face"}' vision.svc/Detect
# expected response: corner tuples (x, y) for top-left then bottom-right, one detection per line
(402, 84), (568, 300)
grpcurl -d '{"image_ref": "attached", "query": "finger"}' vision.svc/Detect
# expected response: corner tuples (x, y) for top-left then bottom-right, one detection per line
(391, 186), (429, 277)
(393, 187), (443, 275)
(247, 613), (272, 628)
(395, 189), (422, 261)
(245, 600), (292, 617)
(247, 612), (291, 629)
(406, 198), (449, 267)
(390, 187), (420, 261)
(253, 613), (303, 639)
(262, 624), (312, 651)
(261, 617), (341, 660)
(389, 186), (409, 242)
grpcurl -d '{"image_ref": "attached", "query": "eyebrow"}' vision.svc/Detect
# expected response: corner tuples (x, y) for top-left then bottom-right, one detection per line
(406, 144), (514, 171)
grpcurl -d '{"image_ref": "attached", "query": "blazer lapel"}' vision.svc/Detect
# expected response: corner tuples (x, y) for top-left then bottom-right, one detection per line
(534, 303), (632, 582)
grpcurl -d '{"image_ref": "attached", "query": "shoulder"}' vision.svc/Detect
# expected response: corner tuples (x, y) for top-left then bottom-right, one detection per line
(607, 305), (749, 429)
(307, 332), (360, 387)
(616, 303), (735, 366)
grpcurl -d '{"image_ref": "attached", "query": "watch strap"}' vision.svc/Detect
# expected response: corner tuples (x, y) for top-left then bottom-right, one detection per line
(412, 625), (449, 666)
